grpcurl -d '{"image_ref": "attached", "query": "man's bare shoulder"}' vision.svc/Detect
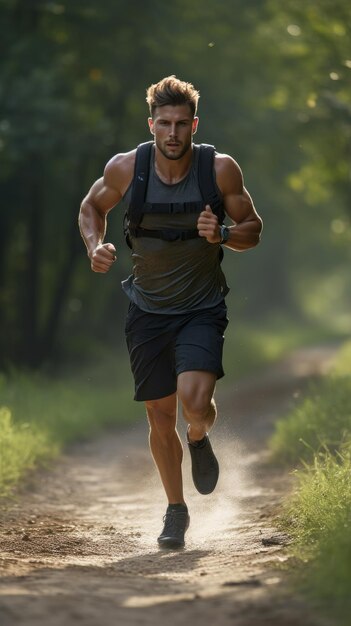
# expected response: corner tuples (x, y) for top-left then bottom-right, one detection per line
(214, 152), (243, 195)
(104, 149), (137, 195)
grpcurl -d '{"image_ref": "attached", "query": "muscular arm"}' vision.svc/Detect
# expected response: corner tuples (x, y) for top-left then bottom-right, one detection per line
(197, 153), (263, 252)
(78, 151), (135, 272)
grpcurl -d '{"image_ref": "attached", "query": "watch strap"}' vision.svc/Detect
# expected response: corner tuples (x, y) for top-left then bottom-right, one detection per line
(219, 224), (230, 244)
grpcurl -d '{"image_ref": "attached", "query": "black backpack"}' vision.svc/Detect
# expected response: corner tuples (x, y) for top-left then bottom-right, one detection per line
(124, 141), (225, 248)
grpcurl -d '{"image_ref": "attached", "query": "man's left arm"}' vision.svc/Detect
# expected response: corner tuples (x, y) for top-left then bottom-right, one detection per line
(197, 154), (263, 251)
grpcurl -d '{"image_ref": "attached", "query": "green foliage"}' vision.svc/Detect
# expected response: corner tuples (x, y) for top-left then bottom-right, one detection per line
(0, 406), (55, 498)
(280, 450), (351, 625)
(282, 449), (351, 548)
(308, 522), (351, 625)
(272, 340), (351, 623)
(264, 0), (351, 202)
(0, 0), (350, 370)
(269, 340), (351, 465)
(330, 340), (351, 376)
(0, 368), (141, 499)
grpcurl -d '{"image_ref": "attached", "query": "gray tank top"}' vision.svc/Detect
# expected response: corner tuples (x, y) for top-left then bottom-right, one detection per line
(121, 144), (229, 313)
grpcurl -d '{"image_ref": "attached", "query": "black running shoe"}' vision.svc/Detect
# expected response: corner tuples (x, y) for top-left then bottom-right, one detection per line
(187, 429), (219, 494)
(157, 507), (190, 549)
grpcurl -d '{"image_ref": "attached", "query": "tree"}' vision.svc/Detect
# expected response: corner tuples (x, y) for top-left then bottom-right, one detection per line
(1, 0), (350, 369)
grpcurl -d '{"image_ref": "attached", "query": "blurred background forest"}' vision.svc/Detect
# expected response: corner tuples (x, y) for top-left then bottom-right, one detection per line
(1, 0), (350, 376)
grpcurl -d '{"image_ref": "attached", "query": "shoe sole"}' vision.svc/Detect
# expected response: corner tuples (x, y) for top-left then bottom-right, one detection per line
(157, 537), (185, 549)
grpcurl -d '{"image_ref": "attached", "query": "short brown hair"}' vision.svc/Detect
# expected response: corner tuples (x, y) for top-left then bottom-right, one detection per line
(146, 75), (200, 118)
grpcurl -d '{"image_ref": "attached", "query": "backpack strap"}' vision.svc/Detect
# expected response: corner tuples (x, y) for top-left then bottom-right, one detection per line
(197, 144), (226, 224)
(128, 141), (153, 228)
(197, 144), (225, 263)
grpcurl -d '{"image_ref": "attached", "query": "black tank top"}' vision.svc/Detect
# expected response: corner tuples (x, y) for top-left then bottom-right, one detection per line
(121, 145), (229, 313)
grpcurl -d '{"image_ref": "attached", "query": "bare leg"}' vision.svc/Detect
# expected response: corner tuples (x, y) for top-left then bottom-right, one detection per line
(178, 371), (220, 495)
(145, 393), (185, 505)
(177, 371), (217, 442)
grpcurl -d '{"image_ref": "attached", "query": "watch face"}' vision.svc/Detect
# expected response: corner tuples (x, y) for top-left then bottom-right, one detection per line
(221, 225), (229, 243)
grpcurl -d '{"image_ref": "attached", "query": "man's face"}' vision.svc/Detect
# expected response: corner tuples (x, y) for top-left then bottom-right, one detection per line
(148, 104), (199, 160)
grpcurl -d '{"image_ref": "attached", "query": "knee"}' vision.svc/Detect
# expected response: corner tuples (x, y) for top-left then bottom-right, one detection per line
(146, 400), (176, 441)
(177, 372), (216, 422)
(180, 389), (214, 421)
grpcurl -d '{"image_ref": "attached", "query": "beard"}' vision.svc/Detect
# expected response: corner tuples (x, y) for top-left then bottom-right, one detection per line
(155, 137), (193, 161)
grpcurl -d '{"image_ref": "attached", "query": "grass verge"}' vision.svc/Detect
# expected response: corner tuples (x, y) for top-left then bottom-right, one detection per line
(271, 340), (351, 625)
(279, 449), (351, 626)
(269, 341), (351, 466)
(0, 367), (141, 499)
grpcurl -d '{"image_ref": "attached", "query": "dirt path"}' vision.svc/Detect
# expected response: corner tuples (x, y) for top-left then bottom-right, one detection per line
(0, 347), (336, 626)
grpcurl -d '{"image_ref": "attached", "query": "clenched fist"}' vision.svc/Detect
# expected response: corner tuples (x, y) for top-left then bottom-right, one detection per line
(89, 243), (117, 273)
(197, 205), (221, 244)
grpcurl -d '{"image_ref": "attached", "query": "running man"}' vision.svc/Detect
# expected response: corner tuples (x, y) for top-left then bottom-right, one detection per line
(78, 76), (263, 548)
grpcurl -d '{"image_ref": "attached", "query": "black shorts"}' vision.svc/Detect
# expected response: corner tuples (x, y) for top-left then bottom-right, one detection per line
(125, 301), (228, 401)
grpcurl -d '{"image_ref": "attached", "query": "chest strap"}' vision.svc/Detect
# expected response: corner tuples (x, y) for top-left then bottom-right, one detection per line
(140, 200), (203, 214)
(129, 226), (199, 242)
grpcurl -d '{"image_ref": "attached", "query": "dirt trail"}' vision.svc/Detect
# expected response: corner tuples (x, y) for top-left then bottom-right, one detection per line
(0, 347), (336, 626)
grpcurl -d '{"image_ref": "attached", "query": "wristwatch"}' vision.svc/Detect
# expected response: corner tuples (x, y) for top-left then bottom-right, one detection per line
(219, 224), (230, 244)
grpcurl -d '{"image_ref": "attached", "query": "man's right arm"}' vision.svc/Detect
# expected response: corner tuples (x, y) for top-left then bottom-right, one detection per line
(78, 151), (135, 273)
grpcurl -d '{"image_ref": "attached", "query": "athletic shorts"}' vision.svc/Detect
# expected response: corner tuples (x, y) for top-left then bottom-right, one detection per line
(125, 301), (228, 401)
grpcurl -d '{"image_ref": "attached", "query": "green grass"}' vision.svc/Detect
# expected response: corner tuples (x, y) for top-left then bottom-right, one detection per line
(0, 367), (142, 499)
(0, 406), (57, 498)
(330, 340), (351, 376)
(269, 376), (351, 465)
(309, 522), (351, 623)
(279, 450), (351, 626)
(269, 341), (351, 466)
(281, 449), (351, 549)
(271, 340), (351, 625)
